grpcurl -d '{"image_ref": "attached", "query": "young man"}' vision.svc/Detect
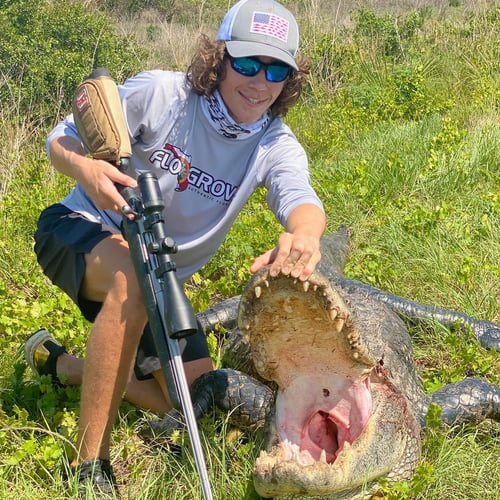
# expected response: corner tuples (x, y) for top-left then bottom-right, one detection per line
(26, 0), (325, 495)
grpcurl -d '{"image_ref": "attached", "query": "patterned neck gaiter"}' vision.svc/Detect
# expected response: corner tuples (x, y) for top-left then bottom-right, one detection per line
(201, 89), (270, 140)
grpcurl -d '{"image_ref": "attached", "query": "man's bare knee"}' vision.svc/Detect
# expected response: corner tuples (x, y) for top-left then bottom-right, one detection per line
(81, 234), (137, 303)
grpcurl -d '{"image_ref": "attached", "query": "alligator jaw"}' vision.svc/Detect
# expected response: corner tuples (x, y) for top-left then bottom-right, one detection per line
(238, 269), (378, 463)
(238, 268), (376, 384)
(253, 384), (420, 499)
(239, 267), (420, 498)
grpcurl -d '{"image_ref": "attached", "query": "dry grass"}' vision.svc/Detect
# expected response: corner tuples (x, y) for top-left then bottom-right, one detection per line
(113, 0), (499, 71)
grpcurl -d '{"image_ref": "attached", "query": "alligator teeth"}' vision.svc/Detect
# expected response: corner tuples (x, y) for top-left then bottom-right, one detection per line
(333, 318), (345, 333)
(319, 449), (327, 463)
(313, 284), (318, 291)
(255, 286), (262, 298)
(328, 308), (338, 321)
(303, 280), (310, 292)
(263, 279), (270, 288)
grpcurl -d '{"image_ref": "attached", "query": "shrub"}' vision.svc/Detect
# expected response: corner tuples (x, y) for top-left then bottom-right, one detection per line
(99, 0), (176, 16)
(352, 7), (427, 59)
(0, 0), (143, 121)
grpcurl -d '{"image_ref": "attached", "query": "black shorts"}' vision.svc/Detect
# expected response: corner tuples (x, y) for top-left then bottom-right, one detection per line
(34, 203), (210, 380)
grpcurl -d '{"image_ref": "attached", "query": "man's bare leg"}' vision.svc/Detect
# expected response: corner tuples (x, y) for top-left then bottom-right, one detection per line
(57, 354), (214, 414)
(74, 234), (146, 464)
(68, 234), (214, 462)
(75, 294), (146, 461)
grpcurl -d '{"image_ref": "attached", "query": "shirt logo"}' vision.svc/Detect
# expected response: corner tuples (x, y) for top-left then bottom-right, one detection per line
(149, 144), (239, 203)
(250, 12), (289, 43)
(149, 143), (191, 191)
(166, 144), (190, 191)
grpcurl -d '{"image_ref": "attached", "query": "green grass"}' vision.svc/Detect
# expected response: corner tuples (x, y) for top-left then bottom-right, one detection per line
(1, 0), (499, 499)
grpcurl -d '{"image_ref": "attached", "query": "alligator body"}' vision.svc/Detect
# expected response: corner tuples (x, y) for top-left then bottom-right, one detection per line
(153, 227), (500, 499)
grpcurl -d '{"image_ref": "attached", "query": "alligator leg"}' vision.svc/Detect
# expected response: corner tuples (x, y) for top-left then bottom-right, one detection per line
(190, 368), (274, 430)
(429, 378), (500, 425)
(144, 368), (274, 440)
(197, 296), (241, 334)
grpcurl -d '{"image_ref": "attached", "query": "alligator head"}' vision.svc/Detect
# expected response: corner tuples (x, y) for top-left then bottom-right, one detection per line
(238, 268), (421, 499)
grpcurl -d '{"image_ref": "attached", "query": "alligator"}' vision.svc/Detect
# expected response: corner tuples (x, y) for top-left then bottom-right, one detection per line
(149, 226), (500, 499)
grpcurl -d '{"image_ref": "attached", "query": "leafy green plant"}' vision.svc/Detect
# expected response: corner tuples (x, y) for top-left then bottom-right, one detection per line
(378, 461), (436, 499)
(0, 0), (143, 120)
(352, 7), (427, 59)
(422, 326), (500, 393)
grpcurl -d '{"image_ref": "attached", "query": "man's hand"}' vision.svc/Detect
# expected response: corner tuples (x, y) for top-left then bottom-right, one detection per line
(250, 231), (321, 281)
(79, 158), (137, 214)
(250, 203), (326, 281)
(49, 135), (137, 215)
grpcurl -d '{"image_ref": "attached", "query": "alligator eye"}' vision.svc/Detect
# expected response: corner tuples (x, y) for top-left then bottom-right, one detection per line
(323, 388), (330, 397)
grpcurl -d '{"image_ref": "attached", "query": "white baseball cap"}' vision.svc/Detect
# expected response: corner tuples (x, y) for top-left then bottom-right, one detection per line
(217, 0), (299, 70)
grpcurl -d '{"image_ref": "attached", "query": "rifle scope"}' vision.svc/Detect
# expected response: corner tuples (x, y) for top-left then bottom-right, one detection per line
(137, 172), (197, 339)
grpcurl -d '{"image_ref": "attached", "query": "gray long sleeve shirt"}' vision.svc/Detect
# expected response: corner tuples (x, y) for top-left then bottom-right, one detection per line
(47, 70), (323, 281)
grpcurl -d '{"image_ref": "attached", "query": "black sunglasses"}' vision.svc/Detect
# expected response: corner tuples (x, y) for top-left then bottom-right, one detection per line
(227, 54), (292, 83)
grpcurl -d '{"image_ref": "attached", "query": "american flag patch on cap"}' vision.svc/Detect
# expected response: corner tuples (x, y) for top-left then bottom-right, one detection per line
(250, 12), (289, 42)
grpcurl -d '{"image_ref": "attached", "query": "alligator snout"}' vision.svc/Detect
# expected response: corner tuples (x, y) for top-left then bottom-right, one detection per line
(163, 229), (499, 499)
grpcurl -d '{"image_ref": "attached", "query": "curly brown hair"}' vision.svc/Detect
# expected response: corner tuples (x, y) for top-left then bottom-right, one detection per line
(186, 35), (309, 118)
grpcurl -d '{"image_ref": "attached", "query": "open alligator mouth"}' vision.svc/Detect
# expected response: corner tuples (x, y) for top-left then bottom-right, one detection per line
(238, 269), (378, 465)
(276, 372), (373, 466)
(238, 268), (419, 498)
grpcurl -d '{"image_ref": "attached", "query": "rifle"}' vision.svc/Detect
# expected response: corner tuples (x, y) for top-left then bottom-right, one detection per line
(72, 68), (213, 500)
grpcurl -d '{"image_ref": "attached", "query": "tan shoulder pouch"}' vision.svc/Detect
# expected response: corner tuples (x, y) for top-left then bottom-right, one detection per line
(72, 68), (132, 165)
